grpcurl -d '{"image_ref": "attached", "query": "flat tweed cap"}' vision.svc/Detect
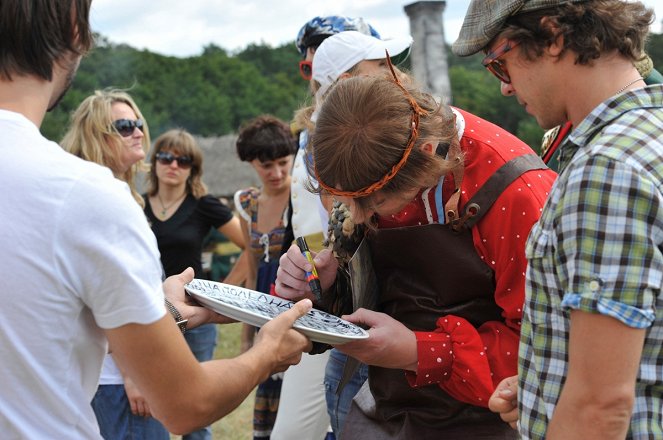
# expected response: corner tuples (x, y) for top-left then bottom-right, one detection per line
(452, 0), (588, 57)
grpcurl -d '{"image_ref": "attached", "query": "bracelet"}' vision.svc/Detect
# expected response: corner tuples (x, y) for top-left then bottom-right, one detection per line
(164, 298), (188, 334)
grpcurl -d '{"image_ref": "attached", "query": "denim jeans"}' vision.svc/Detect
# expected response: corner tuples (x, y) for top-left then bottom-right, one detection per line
(92, 384), (169, 440)
(182, 323), (218, 440)
(324, 349), (369, 437)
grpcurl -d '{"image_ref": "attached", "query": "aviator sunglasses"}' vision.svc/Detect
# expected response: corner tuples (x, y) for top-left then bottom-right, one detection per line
(155, 151), (193, 169)
(299, 60), (313, 81)
(112, 118), (144, 137)
(482, 40), (520, 84)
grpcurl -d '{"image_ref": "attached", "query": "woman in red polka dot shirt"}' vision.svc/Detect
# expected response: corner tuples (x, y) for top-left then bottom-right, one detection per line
(275, 73), (556, 439)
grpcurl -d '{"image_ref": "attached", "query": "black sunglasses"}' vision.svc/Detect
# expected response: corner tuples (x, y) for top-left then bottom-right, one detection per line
(155, 151), (193, 169)
(112, 119), (144, 137)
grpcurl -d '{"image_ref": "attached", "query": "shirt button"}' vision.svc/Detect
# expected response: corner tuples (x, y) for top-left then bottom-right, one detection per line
(293, 193), (298, 199)
(589, 280), (600, 291)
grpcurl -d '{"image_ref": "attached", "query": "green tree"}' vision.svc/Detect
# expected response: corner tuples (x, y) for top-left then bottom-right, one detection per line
(39, 30), (661, 153)
(41, 36), (308, 142)
(450, 65), (533, 140)
(646, 33), (663, 70)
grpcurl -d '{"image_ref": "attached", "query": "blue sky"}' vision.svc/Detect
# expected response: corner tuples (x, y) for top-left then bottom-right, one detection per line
(90, 0), (663, 58)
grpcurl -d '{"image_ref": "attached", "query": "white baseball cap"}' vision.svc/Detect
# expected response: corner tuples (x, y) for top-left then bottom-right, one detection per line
(312, 31), (413, 100)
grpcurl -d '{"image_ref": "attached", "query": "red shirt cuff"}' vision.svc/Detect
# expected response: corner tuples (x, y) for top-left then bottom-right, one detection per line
(405, 331), (453, 388)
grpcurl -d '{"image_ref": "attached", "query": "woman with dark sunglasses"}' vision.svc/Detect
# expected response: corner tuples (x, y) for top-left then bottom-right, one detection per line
(144, 129), (244, 440)
(61, 89), (170, 439)
(62, 89), (149, 207)
(276, 73), (557, 438)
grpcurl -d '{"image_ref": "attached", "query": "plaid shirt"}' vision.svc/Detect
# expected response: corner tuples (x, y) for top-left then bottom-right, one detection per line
(519, 84), (663, 439)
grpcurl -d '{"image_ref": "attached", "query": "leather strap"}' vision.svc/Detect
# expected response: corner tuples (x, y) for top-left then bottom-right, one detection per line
(453, 154), (548, 231)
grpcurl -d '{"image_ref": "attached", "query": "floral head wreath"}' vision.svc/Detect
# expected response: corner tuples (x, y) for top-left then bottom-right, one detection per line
(314, 51), (429, 198)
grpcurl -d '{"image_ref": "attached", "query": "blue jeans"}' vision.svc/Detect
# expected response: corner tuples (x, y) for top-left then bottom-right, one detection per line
(324, 349), (369, 437)
(182, 323), (218, 440)
(92, 384), (169, 440)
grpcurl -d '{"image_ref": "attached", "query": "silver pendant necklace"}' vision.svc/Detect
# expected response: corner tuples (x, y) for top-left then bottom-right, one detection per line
(157, 193), (186, 217)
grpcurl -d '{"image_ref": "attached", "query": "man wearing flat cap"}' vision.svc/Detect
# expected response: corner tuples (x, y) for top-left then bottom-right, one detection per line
(453, 1), (663, 439)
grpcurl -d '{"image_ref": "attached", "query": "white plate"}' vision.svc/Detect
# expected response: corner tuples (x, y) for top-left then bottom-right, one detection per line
(184, 279), (369, 345)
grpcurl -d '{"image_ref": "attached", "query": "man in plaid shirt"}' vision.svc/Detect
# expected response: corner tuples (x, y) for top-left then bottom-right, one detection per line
(453, 1), (663, 439)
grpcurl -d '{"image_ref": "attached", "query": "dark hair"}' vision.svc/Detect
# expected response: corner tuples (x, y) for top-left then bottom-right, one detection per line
(236, 115), (298, 162)
(500, 0), (654, 65)
(310, 75), (461, 214)
(0, 0), (93, 81)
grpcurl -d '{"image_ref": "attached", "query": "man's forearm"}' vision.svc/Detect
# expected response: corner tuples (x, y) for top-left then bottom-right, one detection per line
(547, 392), (633, 439)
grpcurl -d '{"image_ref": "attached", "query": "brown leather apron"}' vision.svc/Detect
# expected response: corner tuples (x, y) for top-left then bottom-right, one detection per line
(342, 154), (547, 440)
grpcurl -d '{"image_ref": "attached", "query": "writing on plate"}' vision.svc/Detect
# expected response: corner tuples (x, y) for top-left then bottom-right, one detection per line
(187, 279), (365, 336)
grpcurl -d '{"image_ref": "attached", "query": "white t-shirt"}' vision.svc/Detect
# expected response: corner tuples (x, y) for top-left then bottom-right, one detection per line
(99, 352), (124, 385)
(0, 110), (166, 439)
(291, 131), (329, 238)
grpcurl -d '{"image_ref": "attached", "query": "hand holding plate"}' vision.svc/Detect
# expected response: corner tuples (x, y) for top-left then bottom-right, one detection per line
(163, 267), (237, 328)
(336, 308), (418, 371)
(254, 298), (314, 373)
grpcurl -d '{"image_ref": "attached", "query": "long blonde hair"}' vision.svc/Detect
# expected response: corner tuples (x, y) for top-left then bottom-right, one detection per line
(61, 89), (150, 206)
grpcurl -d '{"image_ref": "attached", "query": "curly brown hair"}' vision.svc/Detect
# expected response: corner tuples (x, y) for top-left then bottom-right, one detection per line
(236, 115), (298, 163)
(499, 0), (654, 65)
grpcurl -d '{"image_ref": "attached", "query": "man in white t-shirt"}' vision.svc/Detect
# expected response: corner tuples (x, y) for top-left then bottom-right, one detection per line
(0, 1), (312, 438)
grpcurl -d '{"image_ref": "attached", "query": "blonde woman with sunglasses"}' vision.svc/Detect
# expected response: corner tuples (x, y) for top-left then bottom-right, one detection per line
(62, 89), (149, 207)
(276, 71), (557, 438)
(61, 89), (170, 439)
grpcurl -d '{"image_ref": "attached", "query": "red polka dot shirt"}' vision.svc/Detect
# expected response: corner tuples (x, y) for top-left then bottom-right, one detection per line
(377, 108), (557, 407)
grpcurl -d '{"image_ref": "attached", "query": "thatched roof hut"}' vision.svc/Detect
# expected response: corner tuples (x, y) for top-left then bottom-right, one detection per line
(196, 134), (260, 199)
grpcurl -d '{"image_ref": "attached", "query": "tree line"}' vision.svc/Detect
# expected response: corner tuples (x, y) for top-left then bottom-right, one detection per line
(41, 32), (663, 152)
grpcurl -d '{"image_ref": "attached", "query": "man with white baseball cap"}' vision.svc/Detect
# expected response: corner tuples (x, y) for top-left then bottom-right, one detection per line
(312, 31), (412, 103)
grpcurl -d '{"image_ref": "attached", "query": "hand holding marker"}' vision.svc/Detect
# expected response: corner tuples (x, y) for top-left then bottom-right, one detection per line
(296, 237), (322, 302)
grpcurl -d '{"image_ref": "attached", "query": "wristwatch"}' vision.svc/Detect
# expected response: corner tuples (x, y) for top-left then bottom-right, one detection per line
(164, 298), (188, 334)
